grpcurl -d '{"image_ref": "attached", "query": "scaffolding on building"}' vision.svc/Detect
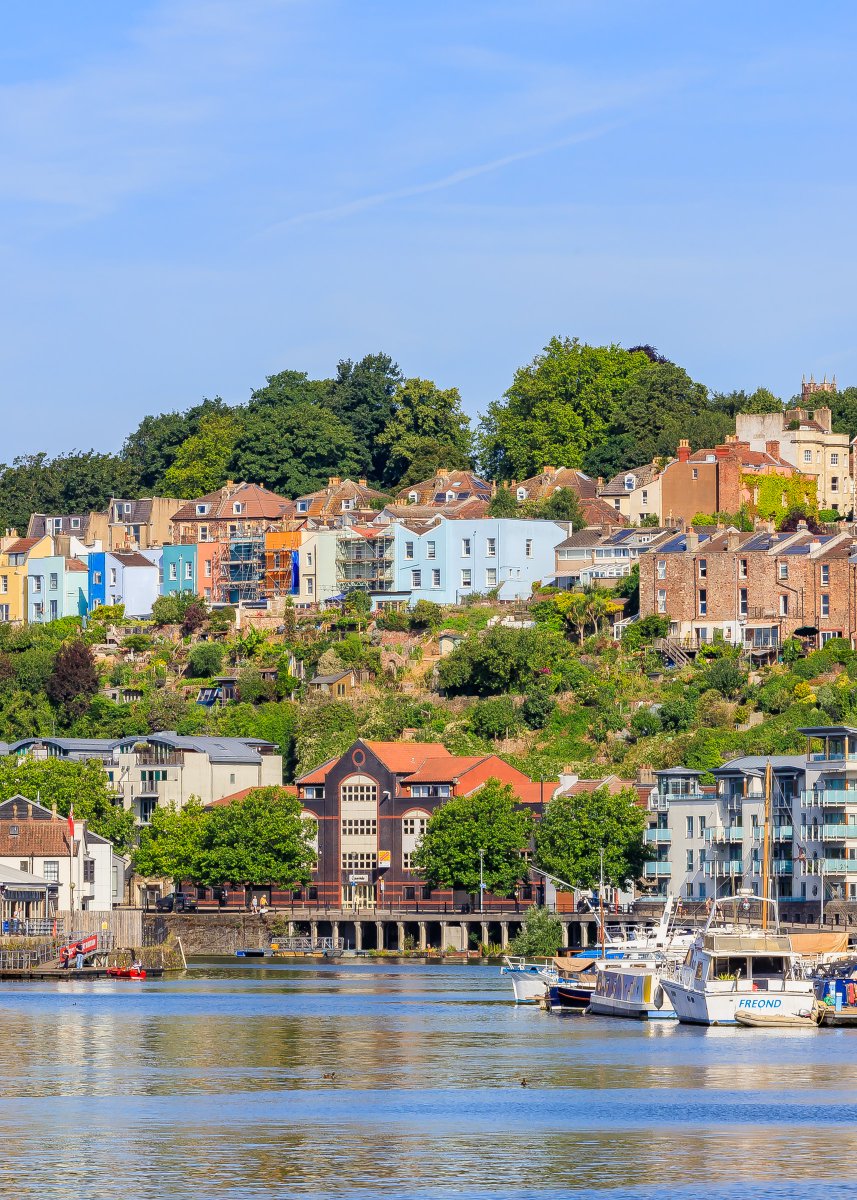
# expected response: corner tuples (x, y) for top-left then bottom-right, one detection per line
(336, 531), (395, 593)
(213, 526), (266, 605)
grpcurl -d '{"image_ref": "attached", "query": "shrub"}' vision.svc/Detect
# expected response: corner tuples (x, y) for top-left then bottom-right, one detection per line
(122, 634), (153, 653)
(521, 689), (556, 730)
(629, 707), (662, 740)
(704, 656), (745, 698)
(186, 643), (224, 678)
(376, 609), (409, 632)
(659, 696), (695, 732)
(469, 696), (518, 740)
(622, 614), (669, 651)
(410, 600), (443, 630)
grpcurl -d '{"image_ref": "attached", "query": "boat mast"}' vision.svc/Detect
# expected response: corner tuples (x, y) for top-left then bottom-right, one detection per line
(599, 847), (605, 959)
(761, 759), (772, 931)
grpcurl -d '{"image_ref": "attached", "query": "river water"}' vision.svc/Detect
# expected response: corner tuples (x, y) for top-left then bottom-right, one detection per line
(0, 959), (855, 1199)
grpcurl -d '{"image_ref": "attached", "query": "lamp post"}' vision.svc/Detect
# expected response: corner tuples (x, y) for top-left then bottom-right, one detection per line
(478, 848), (485, 913)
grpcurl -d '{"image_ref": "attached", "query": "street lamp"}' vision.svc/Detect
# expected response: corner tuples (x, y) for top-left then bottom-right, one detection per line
(478, 848), (485, 912)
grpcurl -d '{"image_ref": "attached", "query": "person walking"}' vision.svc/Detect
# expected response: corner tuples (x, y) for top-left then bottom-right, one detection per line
(75, 943), (85, 971)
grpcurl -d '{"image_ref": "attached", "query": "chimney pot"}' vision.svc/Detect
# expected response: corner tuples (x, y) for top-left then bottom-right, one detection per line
(677, 440), (691, 463)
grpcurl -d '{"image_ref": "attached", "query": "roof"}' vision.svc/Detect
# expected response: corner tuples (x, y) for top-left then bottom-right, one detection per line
(206, 785), (298, 807)
(115, 734), (276, 764)
(5, 538), (40, 555)
(309, 671), (355, 685)
(0, 797), (72, 855)
(515, 467), (598, 501)
(711, 755), (806, 774)
(171, 482), (293, 524)
(0, 862), (57, 889)
(555, 528), (606, 550)
(110, 551), (157, 568)
(7, 738), (116, 757)
(363, 740), (451, 774)
(65, 557), (88, 572)
(404, 755), (488, 783)
(581, 496), (630, 526)
(295, 478), (388, 519)
(601, 464), (661, 496)
(394, 470), (492, 507)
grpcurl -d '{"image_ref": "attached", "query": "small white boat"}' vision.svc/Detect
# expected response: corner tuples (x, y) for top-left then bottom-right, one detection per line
(735, 1005), (820, 1029)
(660, 892), (815, 1027)
(500, 956), (558, 1003)
(587, 959), (676, 1020)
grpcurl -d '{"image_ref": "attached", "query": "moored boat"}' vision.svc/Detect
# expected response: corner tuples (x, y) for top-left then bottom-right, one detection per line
(735, 1005), (820, 1029)
(106, 966), (147, 980)
(500, 956), (558, 1003)
(587, 959), (676, 1020)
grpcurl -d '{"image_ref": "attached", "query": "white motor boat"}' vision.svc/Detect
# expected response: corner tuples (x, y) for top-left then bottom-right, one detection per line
(500, 956), (558, 1003)
(587, 958), (677, 1020)
(660, 892), (815, 1027)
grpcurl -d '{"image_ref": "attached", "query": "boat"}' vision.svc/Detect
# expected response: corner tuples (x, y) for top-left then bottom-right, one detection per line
(735, 1005), (820, 1029)
(660, 892), (815, 1026)
(269, 935), (344, 959)
(550, 957), (599, 1010)
(235, 949), (267, 958)
(587, 957), (677, 1020)
(106, 966), (147, 980)
(500, 956), (558, 1003)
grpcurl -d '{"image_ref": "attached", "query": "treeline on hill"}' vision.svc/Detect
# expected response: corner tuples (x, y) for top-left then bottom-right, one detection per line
(6, 339), (857, 532)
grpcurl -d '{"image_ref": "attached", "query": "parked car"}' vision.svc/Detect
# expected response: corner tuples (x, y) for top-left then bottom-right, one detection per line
(155, 892), (198, 913)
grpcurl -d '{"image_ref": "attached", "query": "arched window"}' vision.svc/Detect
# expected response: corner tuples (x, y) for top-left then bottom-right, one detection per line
(402, 808), (431, 871)
(516, 487), (527, 502)
(300, 811), (319, 852)
(340, 774), (378, 805)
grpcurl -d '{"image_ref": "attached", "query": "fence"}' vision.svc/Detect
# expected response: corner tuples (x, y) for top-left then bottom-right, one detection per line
(59, 909), (143, 946)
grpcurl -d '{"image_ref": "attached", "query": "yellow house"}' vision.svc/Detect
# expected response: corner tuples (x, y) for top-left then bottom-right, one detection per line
(0, 535), (53, 622)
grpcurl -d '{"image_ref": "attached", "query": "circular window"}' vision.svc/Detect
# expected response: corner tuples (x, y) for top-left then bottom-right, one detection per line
(352, 748), (366, 768)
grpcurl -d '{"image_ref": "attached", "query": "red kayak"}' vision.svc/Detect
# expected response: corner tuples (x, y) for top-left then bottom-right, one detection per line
(106, 967), (147, 980)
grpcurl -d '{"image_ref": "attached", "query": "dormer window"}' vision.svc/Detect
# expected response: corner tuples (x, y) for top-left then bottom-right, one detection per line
(196, 504), (209, 516)
(233, 502), (243, 515)
(408, 492), (419, 504)
(124, 503), (132, 514)
(516, 488), (527, 502)
(624, 475), (635, 491)
(297, 500), (309, 513)
(342, 499), (355, 511)
(445, 490), (455, 502)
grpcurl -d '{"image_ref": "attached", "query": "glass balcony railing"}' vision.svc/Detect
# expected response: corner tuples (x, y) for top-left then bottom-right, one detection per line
(801, 790), (857, 808)
(704, 827), (744, 844)
(703, 860), (743, 877)
(772, 861), (794, 875)
(822, 824), (857, 840)
(643, 862), (672, 877)
(644, 829), (671, 844)
(823, 858), (853, 873)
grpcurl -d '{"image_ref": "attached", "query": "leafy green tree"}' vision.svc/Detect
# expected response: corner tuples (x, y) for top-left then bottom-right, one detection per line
(163, 412), (240, 498)
(412, 779), (533, 895)
(409, 599), (443, 630)
(534, 785), (649, 889)
(533, 487), (585, 525)
(629, 707), (663, 740)
(229, 400), (359, 496)
(121, 397), (233, 492)
(469, 696), (518, 739)
(478, 337), (652, 479)
(0, 757), (135, 852)
(437, 626), (574, 696)
(521, 688), (555, 729)
(151, 592), (202, 626)
(187, 643), (223, 678)
(659, 696), (695, 731)
(508, 906), (564, 956)
(246, 369), (332, 410)
(711, 387), (782, 416)
(376, 377), (473, 489)
(327, 353), (403, 482)
(487, 486), (518, 517)
(46, 640), (99, 720)
(621, 612), (669, 650)
(200, 788), (317, 887)
(133, 798), (208, 883)
(704, 656), (746, 698)
(0, 451), (136, 533)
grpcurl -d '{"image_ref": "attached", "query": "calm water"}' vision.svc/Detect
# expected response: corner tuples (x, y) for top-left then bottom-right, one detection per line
(0, 960), (855, 1199)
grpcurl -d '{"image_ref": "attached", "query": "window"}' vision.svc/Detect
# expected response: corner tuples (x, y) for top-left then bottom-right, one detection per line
(739, 558), (748, 579)
(49, 573), (58, 590)
(0, 577), (7, 595)
(307, 552), (313, 567)
(403, 816), (428, 837)
(486, 537), (496, 558)
(698, 588), (707, 615)
(821, 564), (830, 586)
(233, 502), (243, 514)
(403, 886), (416, 901)
(831, 476), (839, 493)
(168, 563), (177, 581)
(686, 850), (694, 870)
(0, 606), (8, 622)
(196, 504), (209, 515)
(691, 468), (699, 479)
(32, 576), (42, 594)
(656, 560), (666, 580)
(297, 500), (309, 513)
(460, 569), (472, 588)
(426, 541), (436, 560)
(71, 518), (80, 529)
(49, 600), (58, 621)
(739, 587), (748, 616)
(641, 490), (648, 507)
(204, 560), (212, 578)
(525, 539), (533, 558)
(8, 825), (18, 838)
(831, 453), (840, 466)
(686, 816), (693, 837)
(431, 569), (441, 588)
(821, 593), (830, 618)
(804, 449), (812, 463)
(306, 577), (314, 596)
(461, 538), (471, 557)
(340, 778), (378, 805)
(485, 568), (497, 588)
(199, 525), (209, 542)
(657, 589), (667, 613)
(699, 816), (706, 836)
(408, 492), (419, 504)
(411, 569), (422, 588)
(109, 568), (117, 586)
(780, 594), (789, 616)
(404, 541), (414, 560)
(613, 499), (621, 511)
(698, 559), (707, 579)
(341, 818), (377, 836)
(341, 851), (378, 870)
(516, 488), (526, 502)
(83, 860), (95, 884)
(43, 860), (59, 882)
(778, 561), (788, 580)
(184, 562), (193, 580)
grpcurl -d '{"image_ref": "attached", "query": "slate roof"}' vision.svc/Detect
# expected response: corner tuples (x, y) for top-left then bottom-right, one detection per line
(515, 467), (598, 500)
(600, 464), (661, 496)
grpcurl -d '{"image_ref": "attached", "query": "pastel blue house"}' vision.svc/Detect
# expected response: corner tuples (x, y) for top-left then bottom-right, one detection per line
(28, 555), (90, 622)
(87, 550), (162, 617)
(161, 544), (198, 597)
(391, 517), (568, 605)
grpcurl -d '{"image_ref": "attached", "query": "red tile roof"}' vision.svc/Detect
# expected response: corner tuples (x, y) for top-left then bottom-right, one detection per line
(206, 785), (298, 807)
(171, 483), (293, 523)
(362, 741), (450, 773)
(5, 538), (41, 555)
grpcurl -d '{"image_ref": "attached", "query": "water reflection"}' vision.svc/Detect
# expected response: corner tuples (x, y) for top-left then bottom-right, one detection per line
(0, 962), (854, 1198)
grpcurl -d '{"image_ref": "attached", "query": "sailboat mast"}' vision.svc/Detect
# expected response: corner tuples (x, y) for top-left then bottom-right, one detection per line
(761, 760), (772, 931)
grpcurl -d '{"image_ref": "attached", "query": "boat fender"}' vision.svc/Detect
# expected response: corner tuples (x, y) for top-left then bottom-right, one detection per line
(653, 985), (663, 1010)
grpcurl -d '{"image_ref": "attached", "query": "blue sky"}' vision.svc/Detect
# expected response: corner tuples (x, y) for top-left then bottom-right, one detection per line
(1, 1), (855, 458)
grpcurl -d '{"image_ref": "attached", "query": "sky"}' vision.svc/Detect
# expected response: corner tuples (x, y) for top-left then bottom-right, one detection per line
(1, 1), (856, 459)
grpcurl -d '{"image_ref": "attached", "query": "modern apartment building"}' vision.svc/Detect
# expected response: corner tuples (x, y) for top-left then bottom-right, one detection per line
(644, 726), (857, 914)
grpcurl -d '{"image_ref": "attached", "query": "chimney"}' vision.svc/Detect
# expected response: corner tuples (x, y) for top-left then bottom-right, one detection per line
(358, 479), (367, 488)
(636, 767), (655, 786)
(558, 768), (579, 792)
(796, 519), (809, 532)
(765, 439), (780, 458)
(542, 466), (554, 475)
(726, 527), (740, 552)
(27, 802), (32, 817)
(51, 801), (57, 817)
(714, 442), (731, 461)
(677, 439), (691, 462)
(685, 529), (699, 554)
(597, 476), (604, 488)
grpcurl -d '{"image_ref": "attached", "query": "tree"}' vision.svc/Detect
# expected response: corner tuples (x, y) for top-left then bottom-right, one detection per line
(534, 785), (649, 889)
(711, 387), (782, 416)
(535, 487), (585, 525)
(0, 757), (135, 852)
(704, 656), (746, 698)
(229, 400), (359, 496)
(521, 688), (555, 729)
(478, 337), (652, 479)
(412, 779), (533, 896)
(437, 626), (574, 696)
(200, 788), (317, 887)
(163, 411), (240, 498)
(0, 450), (136, 534)
(121, 397), (233, 492)
(46, 640), (99, 719)
(187, 643), (223, 678)
(487, 486), (518, 517)
(508, 906), (564, 956)
(469, 696), (518, 739)
(409, 599), (443, 630)
(327, 353), (403, 482)
(151, 592), (201, 626)
(133, 798), (208, 883)
(376, 376), (473, 489)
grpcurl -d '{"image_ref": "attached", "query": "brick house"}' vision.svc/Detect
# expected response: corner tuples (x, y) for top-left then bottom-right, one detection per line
(639, 526), (855, 649)
(659, 436), (797, 527)
(170, 482), (294, 544)
(736, 404), (853, 513)
(396, 469), (492, 508)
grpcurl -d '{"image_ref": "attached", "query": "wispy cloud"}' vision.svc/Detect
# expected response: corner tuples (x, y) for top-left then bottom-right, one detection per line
(263, 121), (619, 232)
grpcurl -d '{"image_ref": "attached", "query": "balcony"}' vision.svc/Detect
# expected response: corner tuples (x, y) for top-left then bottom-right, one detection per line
(703, 859), (743, 877)
(772, 861), (794, 876)
(822, 824), (857, 840)
(704, 826), (744, 844)
(644, 829), (671, 844)
(801, 790), (857, 808)
(751, 825), (793, 841)
(823, 858), (853, 874)
(643, 862), (672, 877)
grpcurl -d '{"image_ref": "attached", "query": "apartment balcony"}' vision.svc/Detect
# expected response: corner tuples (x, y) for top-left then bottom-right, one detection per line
(772, 861), (794, 876)
(822, 824), (857, 840)
(751, 825), (793, 841)
(704, 826), (744, 845)
(822, 858), (853, 874)
(133, 752), (184, 768)
(643, 862), (672, 878)
(800, 790), (857, 808)
(644, 829), (671, 844)
(703, 859), (743, 877)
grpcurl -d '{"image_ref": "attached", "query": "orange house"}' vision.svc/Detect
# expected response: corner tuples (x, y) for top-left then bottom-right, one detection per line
(263, 530), (302, 599)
